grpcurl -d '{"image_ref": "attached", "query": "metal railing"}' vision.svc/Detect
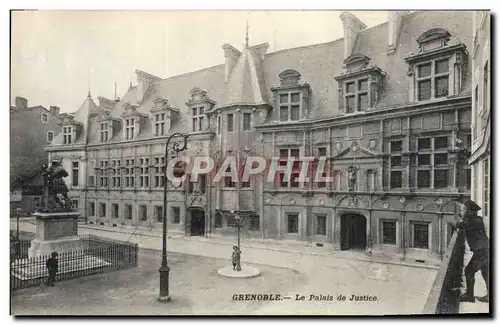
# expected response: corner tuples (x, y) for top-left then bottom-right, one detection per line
(423, 230), (466, 314)
(10, 235), (138, 291)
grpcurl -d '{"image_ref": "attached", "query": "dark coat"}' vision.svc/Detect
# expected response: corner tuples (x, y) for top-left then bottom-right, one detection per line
(46, 257), (59, 273)
(457, 215), (489, 251)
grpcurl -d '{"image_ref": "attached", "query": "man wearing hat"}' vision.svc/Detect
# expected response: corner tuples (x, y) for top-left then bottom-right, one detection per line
(456, 199), (489, 303)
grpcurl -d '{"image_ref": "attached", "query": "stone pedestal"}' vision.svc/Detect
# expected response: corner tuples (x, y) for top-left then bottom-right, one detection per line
(28, 211), (83, 258)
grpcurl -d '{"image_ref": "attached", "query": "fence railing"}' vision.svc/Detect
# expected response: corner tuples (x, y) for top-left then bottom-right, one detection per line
(423, 229), (466, 314)
(10, 235), (138, 291)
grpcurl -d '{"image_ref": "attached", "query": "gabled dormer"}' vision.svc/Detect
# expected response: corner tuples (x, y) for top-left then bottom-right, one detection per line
(97, 108), (121, 143)
(271, 69), (311, 122)
(120, 102), (148, 141)
(149, 96), (179, 137)
(59, 113), (83, 145)
(335, 53), (386, 114)
(405, 28), (469, 103)
(186, 87), (215, 133)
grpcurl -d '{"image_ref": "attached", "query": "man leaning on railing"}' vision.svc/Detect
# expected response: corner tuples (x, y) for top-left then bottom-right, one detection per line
(454, 199), (489, 303)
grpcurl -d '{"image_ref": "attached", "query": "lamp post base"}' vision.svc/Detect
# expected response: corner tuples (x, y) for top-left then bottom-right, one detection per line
(157, 295), (171, 303)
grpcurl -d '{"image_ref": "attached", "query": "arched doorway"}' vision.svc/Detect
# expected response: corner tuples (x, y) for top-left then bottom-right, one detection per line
(340, 213), (367, 250)
(189, 208), (205, 236)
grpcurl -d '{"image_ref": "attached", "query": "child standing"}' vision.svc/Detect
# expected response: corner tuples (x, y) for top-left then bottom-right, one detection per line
(231, 246), (241, 271)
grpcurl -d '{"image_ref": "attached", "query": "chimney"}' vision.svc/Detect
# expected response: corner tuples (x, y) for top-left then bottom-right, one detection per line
(387, 11), (409, 54)
(340, 12), (367, 59)
(50, 106), (60, 116)
(222, 44), (241, 82)
(15, 97), (28, 110)
(250, 43), (270, 60)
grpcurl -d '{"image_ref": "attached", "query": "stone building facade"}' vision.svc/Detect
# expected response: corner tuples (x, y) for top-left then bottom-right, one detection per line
(46, 11), (474, 265)
(10, 97), (62, 214)
(469, 11), (491, 234)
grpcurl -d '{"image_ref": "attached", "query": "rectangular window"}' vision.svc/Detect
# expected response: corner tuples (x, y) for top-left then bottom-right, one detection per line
(139, 158), (149, 188)
(287, 214), (299, 234)
(382, 221), (397, 245)
(199, 174), (206, 194)
(125, 204), (132, 220)
(62, 126), (72, 144)
(188, 177), (194, 193)
(412, 223), (429, 249)
(89, 202), (95, 217)
(344, 78), (369, 113)
(243, 113), (251, 131)
(155, 112), (166, 136)
(41, 113), (48, 123)
(88, 176), (95, 187)
(47, 131), (54, 143)
(172, 207), (180, 224)
(417, 170), (431, 188)
(112, 203), (119, 218)
(315, 215), (327, 236)
(139, 205), (147, 221)
(71, 199), (79, 209)
(155, 206), (163, 222)
(390, 171), (402, 189)
(279, 92), (302, 121)
(72, 162), (79, 186)
(417, 136), (450, 189)
(99, 203), (106, 218)
(279, 148), (301, 189)
(217, 116), (221, 134)
(224, 166), (235, 188)
(191, 106), (205, 132)
(248, 215), (260, 231)
(483, 158), (489, 217)
(317, 147), (327, 188)
(227, 113), (234, 132)
(125, 118), (135, 140)
(100, 122), (109, 142)
(417, 58), (450, 101)
(483, 61), (489, 111)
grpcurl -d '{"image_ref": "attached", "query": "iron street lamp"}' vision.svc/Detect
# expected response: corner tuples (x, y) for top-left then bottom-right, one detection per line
(158, 133), (188, 303)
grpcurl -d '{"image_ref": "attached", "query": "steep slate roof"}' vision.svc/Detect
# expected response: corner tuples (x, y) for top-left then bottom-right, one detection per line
(218, 45), (270, 108)
(68, 11), (472, 146)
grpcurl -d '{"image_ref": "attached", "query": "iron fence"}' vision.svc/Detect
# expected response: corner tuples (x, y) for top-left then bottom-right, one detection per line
(10, 235), (138, 291)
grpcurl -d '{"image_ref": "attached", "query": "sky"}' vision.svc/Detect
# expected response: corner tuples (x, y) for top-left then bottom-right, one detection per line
(11, 10), (388, 113)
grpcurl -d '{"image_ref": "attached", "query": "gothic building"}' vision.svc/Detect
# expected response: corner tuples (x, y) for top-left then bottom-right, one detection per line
(46, 11), (473, 265)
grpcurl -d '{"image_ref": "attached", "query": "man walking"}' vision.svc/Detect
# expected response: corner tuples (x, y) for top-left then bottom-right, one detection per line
(456, 199), (489, 303)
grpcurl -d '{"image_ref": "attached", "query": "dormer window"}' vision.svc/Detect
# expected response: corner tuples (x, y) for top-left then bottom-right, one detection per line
(416, 58), (450, 101)
(405, 28), (468, 103)
(279, 92), (301, 121)
(100, 122), (109, 142)
(191, 106), (205, 132)
(186, 87), (215, 133)
(155, 112), (166, 136)
(63, 126), (72, 144)
(272, 70), (310, 122)
(345, 78), (369, 113)
(335, 53), (386, 114)
(125, 118), (135, 140)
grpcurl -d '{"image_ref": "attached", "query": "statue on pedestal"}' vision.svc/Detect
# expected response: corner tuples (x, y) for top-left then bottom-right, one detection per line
(40, 161), (72, 212)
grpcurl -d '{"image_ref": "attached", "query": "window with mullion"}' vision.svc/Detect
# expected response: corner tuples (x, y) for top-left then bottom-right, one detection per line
(279, 148), (301, 188)
(155, 112), (166, 136)
(344, 78), (369, 113)
(390, 140), (403, 189)
(279, 92), (301, 121)
(316, 147), (327, 188)
(416, 136), (450, 189)
(62, 126), (72, 144)
(100, 122), (109, 142)
(191, 106), (205, 132)
(417, 58), (450, 101)
(125, 118), (135, 140)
